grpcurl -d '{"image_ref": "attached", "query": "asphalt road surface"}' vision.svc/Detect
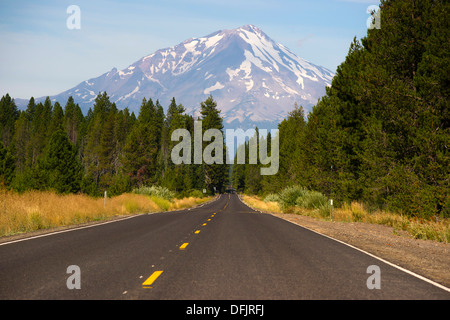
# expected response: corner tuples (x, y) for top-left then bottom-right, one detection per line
(0, 193), (449, 300)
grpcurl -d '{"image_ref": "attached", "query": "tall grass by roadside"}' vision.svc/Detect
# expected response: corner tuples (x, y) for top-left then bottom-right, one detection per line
(243, 194), (281, 213)
(0, 189), (211, 237)
(242, 190), (449, 243)
(335, 201), (449, 243)
(132, 185), (175, 200)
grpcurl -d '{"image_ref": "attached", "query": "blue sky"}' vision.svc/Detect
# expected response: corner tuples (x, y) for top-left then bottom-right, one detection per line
(0, 0), (380, 99)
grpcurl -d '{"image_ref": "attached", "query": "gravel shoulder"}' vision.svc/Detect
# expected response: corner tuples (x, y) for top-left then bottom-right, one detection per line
(268, 212), (450, 289)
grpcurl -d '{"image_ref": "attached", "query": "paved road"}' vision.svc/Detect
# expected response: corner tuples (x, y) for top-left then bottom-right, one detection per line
(0, 193), (449, 300)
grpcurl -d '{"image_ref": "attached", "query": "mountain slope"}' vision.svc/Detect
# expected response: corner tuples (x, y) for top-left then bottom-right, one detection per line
(19, 25), (334, 129)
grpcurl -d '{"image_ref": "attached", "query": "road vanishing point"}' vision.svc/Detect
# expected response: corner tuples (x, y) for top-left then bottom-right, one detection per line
(0, 193), (449, 300)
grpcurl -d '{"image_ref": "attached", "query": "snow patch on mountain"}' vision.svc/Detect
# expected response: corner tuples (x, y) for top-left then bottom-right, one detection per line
(204, 81), (225, 95)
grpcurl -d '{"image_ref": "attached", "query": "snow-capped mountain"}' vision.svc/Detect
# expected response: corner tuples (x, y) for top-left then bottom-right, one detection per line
(21, 25), (334, 129)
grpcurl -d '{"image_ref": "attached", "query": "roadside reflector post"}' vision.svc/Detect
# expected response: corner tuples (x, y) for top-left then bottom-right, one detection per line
(104, 191), (107, 207)
(330, 164), (333, 221)
(330, 198), (333, 221)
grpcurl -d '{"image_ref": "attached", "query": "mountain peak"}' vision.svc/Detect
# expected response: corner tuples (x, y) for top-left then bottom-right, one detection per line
(221, 24), (267, 41)
(24, 25), (334, 129)
(237, 24), (263, 33)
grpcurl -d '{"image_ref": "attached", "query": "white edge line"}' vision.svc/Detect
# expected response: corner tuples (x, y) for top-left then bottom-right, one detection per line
(0, 215), (145, 246)
(281, 217), (450, 293)
(237, 193), (450, 293)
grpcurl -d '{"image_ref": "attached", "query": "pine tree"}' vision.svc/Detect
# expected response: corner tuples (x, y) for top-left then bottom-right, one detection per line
(231, 144), (246, 192)
(0, 94), (19, 148)
(0, 141), (15, 186)
(199, 95), (228, 193)
(244, 128), (262, 194)
(25, 97), (36, 122)
(277, 104), (307, 188)
(106, 108), (134, 195)
(27, 97), (53, 167)
(34, 130), (82, 193)
(83, 92), (115, 194)
(122, 98), (164, 187)
(64, 96), (85, 147)
(161, 97), (191, 192)
(98, 105), (117, 190)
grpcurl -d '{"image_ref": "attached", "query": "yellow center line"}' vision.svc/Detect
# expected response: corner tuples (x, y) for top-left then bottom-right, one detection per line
(179, 242), (189, 250)
(142, 270), (163, 288)
(141, 196), (233, 290)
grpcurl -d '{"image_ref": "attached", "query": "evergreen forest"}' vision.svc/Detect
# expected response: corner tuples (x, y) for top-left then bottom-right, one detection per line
(232, 0), (449, 219)
(0, 94), (228, 197)
(0, 0), (448, 220)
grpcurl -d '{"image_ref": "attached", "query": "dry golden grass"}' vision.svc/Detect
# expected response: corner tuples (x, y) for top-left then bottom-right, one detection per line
(0, 189), (211, 237)
(169, 197), (210, 210)
(241, 194), (449, 243)
(241, 194), (281, 213)
(332, 201), (449, 242)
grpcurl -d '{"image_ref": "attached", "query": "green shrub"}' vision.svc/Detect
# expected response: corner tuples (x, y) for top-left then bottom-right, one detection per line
(317, 202), (331, 219)
(189, 189), (204, 198)
(132, 185), (175, 200)
(264, 193), (280, 202)
(297, 190), (328, 209)
(278, 185), (308, 209)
